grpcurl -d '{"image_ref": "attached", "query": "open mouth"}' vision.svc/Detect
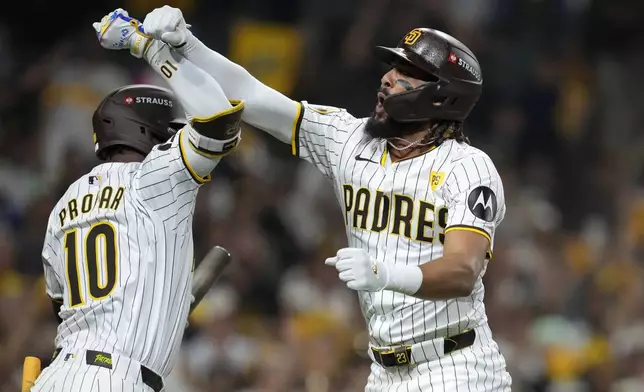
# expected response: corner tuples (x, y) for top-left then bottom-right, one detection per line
(376, 92), (386, 113)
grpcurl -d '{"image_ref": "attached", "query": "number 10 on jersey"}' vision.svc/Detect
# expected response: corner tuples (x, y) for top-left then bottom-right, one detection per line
(64, 222), (118, 307)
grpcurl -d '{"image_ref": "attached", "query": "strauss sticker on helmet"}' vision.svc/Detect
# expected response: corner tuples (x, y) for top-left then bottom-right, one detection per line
(124, 97), (134, 105)
(135, 97), (174, 107)
(456, 57), (481, 81)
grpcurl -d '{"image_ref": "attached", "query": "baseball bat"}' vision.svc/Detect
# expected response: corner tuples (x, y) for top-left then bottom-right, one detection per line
(21, 356), (41, 392)
(190, 246), (232, 313)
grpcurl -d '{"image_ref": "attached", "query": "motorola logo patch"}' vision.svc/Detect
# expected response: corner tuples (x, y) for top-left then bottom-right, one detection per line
(467, 186), (497, 222)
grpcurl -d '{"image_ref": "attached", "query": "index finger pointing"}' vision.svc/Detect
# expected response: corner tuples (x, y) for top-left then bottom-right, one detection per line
(324, 257), (338, 267)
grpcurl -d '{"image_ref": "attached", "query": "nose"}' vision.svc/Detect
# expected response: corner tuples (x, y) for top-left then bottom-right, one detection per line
(381, 68), (397, 89)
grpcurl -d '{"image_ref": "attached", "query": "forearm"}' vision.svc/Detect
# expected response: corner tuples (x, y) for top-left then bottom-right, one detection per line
(176, 35), (252, 99)
(144, 40), (231, 117)
(416, 256), (477, 299)
(386, 256), (476, 300)
(175, 35), (299, 143)
(143, 41), (242, 175)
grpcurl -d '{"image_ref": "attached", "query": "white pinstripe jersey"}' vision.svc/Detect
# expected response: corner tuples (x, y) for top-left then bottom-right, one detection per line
(292, 102), (506, 347)
(41, 128), (213, 377)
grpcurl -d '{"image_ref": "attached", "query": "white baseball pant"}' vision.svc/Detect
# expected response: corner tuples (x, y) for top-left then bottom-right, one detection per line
(365, 324), (512, 391)
(31, 348), (157, 392)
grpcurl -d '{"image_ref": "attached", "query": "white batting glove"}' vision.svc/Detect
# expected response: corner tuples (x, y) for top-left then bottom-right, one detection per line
(325, 248), (390, 292)
(92, 9), (151, 58)
(326, 248), (424, 295)
(143, 5), (191, 47)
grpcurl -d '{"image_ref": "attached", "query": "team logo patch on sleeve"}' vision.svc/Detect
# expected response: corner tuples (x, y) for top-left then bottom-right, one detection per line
(467, 186), (497, 222)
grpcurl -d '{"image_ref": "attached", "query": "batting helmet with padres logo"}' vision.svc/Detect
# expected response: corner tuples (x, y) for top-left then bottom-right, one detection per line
(92, 84), (188, 160)
(374, 28), (482, 123)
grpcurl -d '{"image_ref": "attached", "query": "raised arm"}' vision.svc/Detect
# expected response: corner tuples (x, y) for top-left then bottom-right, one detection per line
(93, 9), (244, 221)
(175, 37), (363, 179)
(179, 38), (300, 145)
(143, 7), (300, 144)
(140, 38), (243, 178)
(142, 6), (362, 180)
(132, 39), (245, 215)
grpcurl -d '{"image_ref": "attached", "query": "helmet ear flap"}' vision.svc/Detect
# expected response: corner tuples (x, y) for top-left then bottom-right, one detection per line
(382, 81), (445, 123)
(383, 79), (480, 123)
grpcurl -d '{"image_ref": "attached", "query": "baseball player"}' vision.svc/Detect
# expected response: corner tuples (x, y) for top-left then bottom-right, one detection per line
(31, 10), (242, 391)
(143, 6), (512, 391)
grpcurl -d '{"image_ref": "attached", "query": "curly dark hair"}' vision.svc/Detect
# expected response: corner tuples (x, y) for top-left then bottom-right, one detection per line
(426, 121), (470, 145)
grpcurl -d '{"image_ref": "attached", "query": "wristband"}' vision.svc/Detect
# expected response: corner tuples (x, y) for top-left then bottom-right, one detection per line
(384, 264), (423, 295)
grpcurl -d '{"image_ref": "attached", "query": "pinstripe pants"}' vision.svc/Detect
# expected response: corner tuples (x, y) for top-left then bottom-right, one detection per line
(31, 348), (155, 392)
(365, 327), (512, 391)
(31, 365), (153, 392)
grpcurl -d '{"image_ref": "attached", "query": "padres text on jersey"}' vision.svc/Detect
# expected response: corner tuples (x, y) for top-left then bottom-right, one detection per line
(291, 102), (506, 347)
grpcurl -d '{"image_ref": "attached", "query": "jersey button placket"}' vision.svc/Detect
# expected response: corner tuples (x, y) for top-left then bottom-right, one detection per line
(380, 163), (394, 256)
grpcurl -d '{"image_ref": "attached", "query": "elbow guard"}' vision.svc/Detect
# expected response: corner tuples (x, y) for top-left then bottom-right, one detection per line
(187, 100), (244, 157)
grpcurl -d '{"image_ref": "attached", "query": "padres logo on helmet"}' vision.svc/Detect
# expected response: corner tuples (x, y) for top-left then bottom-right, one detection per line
(374, 27), (483, 123)
(403, 29), (423, 45)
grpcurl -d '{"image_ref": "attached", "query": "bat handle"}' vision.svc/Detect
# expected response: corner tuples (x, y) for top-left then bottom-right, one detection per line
(22, 356), (41, 392)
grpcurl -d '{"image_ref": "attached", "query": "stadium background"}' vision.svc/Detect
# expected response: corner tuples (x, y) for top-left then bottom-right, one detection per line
(1, 0), (644, 391)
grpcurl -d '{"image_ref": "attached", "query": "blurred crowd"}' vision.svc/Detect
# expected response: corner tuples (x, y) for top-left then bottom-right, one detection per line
(2, 0), (644, 391)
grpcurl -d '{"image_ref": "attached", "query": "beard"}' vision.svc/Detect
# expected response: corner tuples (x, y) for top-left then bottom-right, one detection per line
(366, 87), (431, 139)
(365, 112), (429, 139)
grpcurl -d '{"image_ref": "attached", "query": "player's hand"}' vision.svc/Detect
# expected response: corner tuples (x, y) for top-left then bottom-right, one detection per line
(92, 9), (150, 58)
(325, 248), (390, 292)
(143, 5), (191, 47)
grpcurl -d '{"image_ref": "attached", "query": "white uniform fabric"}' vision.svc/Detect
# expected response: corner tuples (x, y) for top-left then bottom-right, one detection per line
(30, 347), (155, 392)
(366, 325), (511, 391)
(35, 129), (216, 392)
(35, 37), (235, 391)
(175, 36), (511, 391)
(293, 102), (511, 391)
